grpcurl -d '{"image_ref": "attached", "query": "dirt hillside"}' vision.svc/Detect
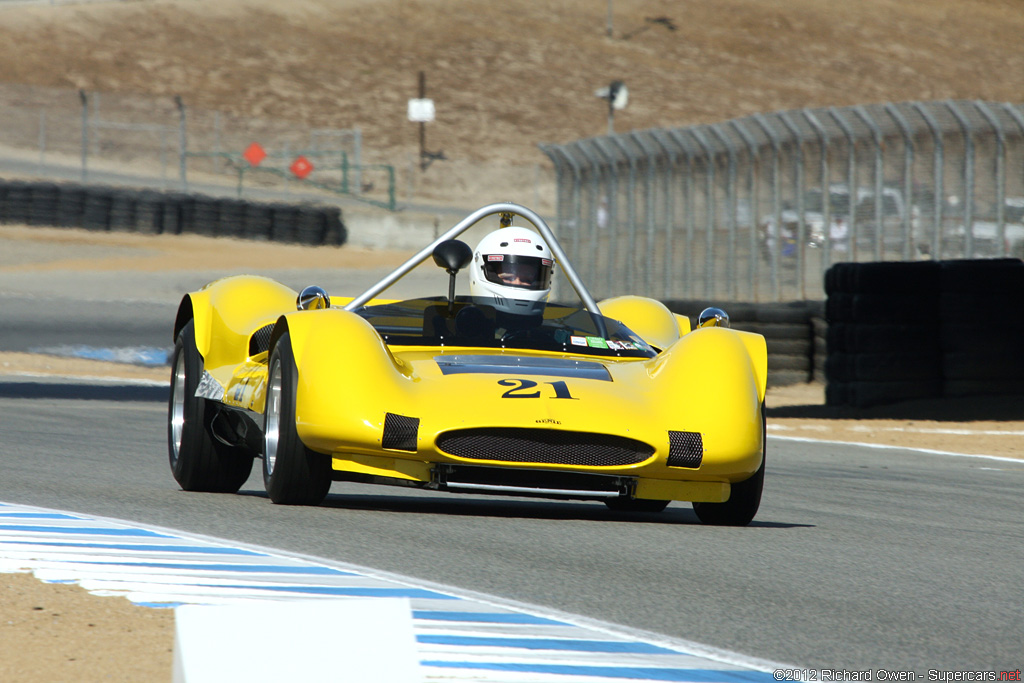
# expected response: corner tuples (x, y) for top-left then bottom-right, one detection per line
(1, 0), (1022, 171)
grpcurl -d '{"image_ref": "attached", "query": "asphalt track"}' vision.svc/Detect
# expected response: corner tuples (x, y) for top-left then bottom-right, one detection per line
(1, 264), (1022, 673)
(1, 372), (1022, 672)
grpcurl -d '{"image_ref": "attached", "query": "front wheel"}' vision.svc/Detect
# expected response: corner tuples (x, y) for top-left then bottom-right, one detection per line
(692, 404), (765, 526)
(263, 332), (332, 505)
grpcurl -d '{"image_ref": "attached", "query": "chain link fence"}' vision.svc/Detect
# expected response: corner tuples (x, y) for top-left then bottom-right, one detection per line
(0, 84), (397, 209)
(540, 100), (1024, 303)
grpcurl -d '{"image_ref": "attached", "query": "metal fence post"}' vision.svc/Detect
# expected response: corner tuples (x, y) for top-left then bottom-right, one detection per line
(575, 141), (606, 293)
(946, 101), (975, 256)
(667, 129), (698, 298)
(912, 102), (945, 257)
(730, 120), (761, 299)
(829, 108), (859, 262)
(650, 130), (679, 299)
(753, 113), (783, 301)
(175, 95), (188, 192)
(79, 90), (88, 182)
(688, 127), (717, 298)
(803, 110), (832, 269)
(630, 132), (661, 296)
(1003, 104), (1024, 194)
(854, 106), (885, 261)
(592, 138), (621, 289)
(974, 101), (1007, 257)
(709, 123), (739, 300)
(885, 103), (917, 260)
(779, 111), (807, 299)
(608, 136), (640, 291)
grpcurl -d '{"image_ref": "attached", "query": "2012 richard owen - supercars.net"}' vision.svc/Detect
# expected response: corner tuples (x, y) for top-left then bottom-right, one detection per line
(168, 202), (768, 525)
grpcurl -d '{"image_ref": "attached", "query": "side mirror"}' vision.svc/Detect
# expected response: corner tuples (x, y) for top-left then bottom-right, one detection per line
(297, 285), (331, 311)
(432, 239), (473, 273)
(432, 240), (473, 311)
(697, 307), (730, 328)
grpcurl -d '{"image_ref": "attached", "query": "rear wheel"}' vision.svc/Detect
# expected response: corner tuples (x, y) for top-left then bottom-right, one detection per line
(263, 332), (332, 505)
(168, 320), (253, 492)
(692, 404), (765, 526)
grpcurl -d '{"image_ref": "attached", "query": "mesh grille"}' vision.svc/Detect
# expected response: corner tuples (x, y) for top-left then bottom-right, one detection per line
(667, 431), (703, 468)
(382, 413), (419, 452)
(249, 324), (275, 356)
(436, 428), (654, 467)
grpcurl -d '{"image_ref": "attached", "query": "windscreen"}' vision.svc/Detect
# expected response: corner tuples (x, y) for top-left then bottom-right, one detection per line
(354, 296), (656, 358)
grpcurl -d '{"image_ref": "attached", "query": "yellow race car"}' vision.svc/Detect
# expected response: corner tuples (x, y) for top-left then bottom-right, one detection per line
(168, 202), (767, 525)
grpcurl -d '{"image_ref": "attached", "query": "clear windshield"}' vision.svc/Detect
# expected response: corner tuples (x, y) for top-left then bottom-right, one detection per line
(355, 296), (656, 358)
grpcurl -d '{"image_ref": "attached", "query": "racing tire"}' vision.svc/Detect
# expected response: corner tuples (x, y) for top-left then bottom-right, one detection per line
(692, 405), (765, 526)
(604, 498), (670, 513)
(263, 333), (332, 505)
(168, 320), (254, 493)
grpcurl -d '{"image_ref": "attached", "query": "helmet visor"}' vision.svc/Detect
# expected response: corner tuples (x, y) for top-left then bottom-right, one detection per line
(482, 255), (553, 290)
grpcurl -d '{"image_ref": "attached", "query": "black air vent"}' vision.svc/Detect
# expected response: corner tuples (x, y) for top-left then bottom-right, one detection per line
(436, 428), (654, 467)
(249, 324), (275, 356)
(382, 413), (419, 452)
(667, 431), (703, 468)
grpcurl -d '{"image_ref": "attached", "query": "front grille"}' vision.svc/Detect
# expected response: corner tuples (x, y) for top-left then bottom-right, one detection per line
(436, 428), (654, 467)
(667, 430), (703, 468)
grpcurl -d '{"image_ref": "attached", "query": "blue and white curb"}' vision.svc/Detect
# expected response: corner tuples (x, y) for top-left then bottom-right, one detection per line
(0, 502), (782, 682)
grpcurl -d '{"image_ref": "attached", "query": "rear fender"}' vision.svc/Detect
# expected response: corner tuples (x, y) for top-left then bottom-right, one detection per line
(598, 295), (690, 350)
(174, 276), (298, 369)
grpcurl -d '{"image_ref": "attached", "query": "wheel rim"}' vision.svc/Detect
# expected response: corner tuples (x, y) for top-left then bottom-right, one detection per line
(169, 349), (186, 467)
(264, 358), (282, 476)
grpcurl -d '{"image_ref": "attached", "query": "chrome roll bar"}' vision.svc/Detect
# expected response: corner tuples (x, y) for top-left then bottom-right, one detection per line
(343, 203), (604, 321)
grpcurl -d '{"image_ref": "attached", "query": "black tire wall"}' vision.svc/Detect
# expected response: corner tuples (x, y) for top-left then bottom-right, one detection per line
(824, 259), (1024, 408)
(0, 179), (347, 246)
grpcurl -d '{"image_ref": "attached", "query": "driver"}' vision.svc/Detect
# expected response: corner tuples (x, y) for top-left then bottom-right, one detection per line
(469, 225), (555, 318)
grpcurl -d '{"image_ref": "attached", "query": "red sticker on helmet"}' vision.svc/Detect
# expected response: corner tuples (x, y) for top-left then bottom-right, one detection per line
(487, 254), (504, 261)
(541, 259), (552, 266)
(514, 238), (531, 243)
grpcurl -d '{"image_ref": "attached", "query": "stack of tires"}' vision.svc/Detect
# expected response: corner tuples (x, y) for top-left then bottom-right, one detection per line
(0, 179), (347, 246)
(824, 259), (1024, 408)
(939, 259), (1024, 398)
(824, 261), (943, 408)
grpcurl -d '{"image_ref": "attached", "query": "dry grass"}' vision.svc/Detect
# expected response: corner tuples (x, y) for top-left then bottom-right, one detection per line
(1, 0), (1022, 171)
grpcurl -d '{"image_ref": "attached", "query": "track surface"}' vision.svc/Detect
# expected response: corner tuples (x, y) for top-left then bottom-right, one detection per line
(1, 375), (1022, 671)
(2, 233), (1022, 672)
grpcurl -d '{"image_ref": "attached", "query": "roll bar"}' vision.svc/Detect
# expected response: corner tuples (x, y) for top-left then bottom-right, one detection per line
(343, 203), (605, 332)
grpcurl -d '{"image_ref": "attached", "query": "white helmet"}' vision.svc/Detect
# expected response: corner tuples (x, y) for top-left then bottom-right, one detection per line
(469, 226), (555, 316)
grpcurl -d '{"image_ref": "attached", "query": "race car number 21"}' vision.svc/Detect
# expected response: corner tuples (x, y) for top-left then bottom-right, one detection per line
(499, 378), (577, 400)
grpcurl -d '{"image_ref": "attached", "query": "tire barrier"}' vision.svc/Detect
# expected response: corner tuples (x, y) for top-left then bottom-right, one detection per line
(0, 179), (347, 246)
(824, 259), (1024, 408)
(663, 300), (824, 388)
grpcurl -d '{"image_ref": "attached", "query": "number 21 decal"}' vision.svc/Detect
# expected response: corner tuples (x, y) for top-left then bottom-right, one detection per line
(498, 378), (577, 399)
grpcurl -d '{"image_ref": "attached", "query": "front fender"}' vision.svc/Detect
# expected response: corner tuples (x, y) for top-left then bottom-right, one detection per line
(649, 326), (767, 478)
(276, 309), (416, 454)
